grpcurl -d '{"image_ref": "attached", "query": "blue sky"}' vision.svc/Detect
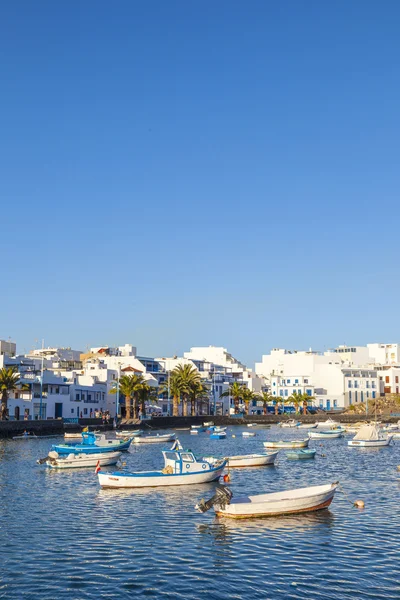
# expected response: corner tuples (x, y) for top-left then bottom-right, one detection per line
(1, 1), (399, 366)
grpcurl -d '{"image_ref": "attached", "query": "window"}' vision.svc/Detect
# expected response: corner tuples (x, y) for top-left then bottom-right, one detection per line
(298, 390), (302, 395)
(333, 400), (337, 408)
(279, 390), (283, 396)
(372, 382), (376, 388)
(88, 394), (92, 401)
(295, 379), (299, 384)
(287, 379), (291, 384)
(284, 390), (288, 397)
(397, 387), (399, 394)
(396, 376), (399, 384)
(306, 389), (312, 396)
(366, 381), (369, 388)
(385, 376), (390, 384)
(181, 453), (194, 462)
(273, 382), (276, 386)
(372, 391), (376, 399)
(304, 379), (308, 384)
(71, 409), (74, 414)
(84, 408), (88, 415)
(361, 391), (364, 402)
(349, 391), (352, 403)
(75, 393), (80, 401)
(354, 381), (358, 388)
(348, 381), (352, 388)
(55, 387), (59, 394)
(355, 391), (358, 402)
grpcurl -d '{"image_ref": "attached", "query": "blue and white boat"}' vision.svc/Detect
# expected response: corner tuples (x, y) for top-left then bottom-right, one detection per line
(98, 448), (226, 488)
(210, 430), (227, 439)
(286, 449), (316, 460)
(52, 432), (133, 455)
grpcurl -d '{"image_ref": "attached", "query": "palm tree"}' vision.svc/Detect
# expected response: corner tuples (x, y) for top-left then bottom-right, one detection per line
(138, 382), (151, 417)
(111, 374), (145, 420)
(170, 364), (201, 417)
(190, 382), (209, 416)
(241, 387), (256, 415)
(0, 367), (20, 420)
(159, 377), (181, 417)
(257, 391), (276, 415)
(301, 393), (315, 414)
(287, 391), (304, 414)
(220, 381), (245, 414)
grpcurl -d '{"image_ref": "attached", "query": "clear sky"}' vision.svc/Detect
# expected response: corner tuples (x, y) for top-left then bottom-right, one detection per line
(1, 1), (399, 366)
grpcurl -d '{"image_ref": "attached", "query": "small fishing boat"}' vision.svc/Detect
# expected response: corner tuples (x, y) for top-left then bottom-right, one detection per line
(115, 430), (142, 438)
(308, 430), (343, 439)
(348, 424), (393, 447)
(263, 439), (309, 449)
(316, 418), (339, 429)
(195, 481), (338, 518)
(286, 449), (316, 460)
(279, 420), (301, 428)
(191, 425), (206, 433)
(203, 421), (214, 427)
(297, 423), (318, 429)
(39, 450), (122, 469)
(242, 431), (256, 437)
(98, 449), (226, 488)
(133, 433), (176, 444)
(52, 432), (133, 455)
(225, 452), (278, 467)
(210, 431), (227, 439)
(12, 433), (60, 440)
(246, 423), (257, 427)
(64, 432), (83, 440)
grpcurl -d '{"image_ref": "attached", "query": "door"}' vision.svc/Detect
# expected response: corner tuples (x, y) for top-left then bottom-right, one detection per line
(14, 406), (20, 421)
(326, 400), (331, 410)
(55, 403), (63, 418)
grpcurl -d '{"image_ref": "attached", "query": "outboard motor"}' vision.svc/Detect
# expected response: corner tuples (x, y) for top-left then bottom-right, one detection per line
(37, 450), (59, 465)
(195, 484), (233, 513)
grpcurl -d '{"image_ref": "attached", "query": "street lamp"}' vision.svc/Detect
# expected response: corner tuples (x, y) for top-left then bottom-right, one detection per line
(115, 362), (121, 421)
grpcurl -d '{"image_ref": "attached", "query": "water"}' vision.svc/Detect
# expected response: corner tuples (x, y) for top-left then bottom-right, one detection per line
(0, 426), (399, 599)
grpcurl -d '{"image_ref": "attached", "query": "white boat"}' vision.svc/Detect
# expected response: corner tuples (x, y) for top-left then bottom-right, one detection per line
(348, 424), (393, 447)
(279, 420), (301, 428)
(246, 423), (257, 427)
(115, 430), (142, 438)
(225, 452), (278, 467)
(308, 430), (343, 439)
(263, 439), (309, 449)
(297, 423), (318, 429)
(133, 433), (176, 444)
(203, 421), (214, 427)
(242, 431), (256, 437)
(316, 418), (340, 429)
(64, 432), (83, 439)
(41, 450), (122, 469)
(98, 449), (226, 488)
(195, 482), (338, 518)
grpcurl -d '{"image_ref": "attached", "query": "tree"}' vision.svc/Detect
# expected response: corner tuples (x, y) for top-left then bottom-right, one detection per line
(159, 377), (181, 417)
(111, 374), (146, 420)
(170, 364), (201, 417)
(301, 393), (315, 414)
(242, 387), (256, 415)
(190, 382), (210, 416)
(257, 391), (276, 415)
(287, 391), (304, 414)
(0, 367), (20, 420)
(138, 382), (151, 417)
(220, 381), (245, 414)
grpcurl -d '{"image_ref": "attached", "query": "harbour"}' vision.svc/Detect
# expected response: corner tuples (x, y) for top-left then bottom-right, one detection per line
(1, 424), (399, 599)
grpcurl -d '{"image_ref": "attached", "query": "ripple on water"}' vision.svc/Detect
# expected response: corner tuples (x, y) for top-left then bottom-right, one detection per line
(0, 428), (399, 599)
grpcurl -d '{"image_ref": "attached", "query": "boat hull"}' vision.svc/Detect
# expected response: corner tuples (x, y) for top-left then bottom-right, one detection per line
(263, 439), (309, 449)
(348, 438), (392, 447)
(286, 450), (316, 460)
(308, 431), (342, 439)
(47, 451), (122, 469)
(133, 434), (176, 444)
(52, 438), (132, 454)
(98, 465), (226, 488)
(215, 483), (337, 518)
(227, 452), (278, 467)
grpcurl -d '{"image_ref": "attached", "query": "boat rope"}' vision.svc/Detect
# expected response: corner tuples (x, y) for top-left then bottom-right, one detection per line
(337, 482), (365, 508)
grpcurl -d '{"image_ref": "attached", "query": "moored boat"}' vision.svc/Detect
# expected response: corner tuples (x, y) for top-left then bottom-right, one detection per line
(348, 424), (393, 447)
(40, 450), (122, 469)
(115, 430), (142, 438)
(52, 432), (133, 455)
(242, 431), (256, 437)
(297, 423), (318, 429)
(279, 419), (301, 428)
(64, 432), (83, 440)
(195, 482), (338, 518)
(225, 452), (278, 467)
(286, 449), (316, 460)
(210, 431), (226, 439)
(203, 421), (214, 427)
(98, 449), (226, 488)
(263, 438), (309, 449)
(308, 430), (343, 439)
(316, 418), (339, 429)
(133, 433), (176, 444)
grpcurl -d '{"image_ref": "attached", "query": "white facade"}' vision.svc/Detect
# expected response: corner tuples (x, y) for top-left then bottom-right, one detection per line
(367, 343), (400, 365)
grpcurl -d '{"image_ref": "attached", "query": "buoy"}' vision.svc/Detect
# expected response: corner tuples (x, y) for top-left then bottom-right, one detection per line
(223, 474), (231, 483)
(354, 500), (365, 508)
(397, 465), (400, 471)
(232, 434), (236, 438)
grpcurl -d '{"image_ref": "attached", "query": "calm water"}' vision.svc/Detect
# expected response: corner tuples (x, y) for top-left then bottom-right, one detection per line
(0, 426), (399, 599)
